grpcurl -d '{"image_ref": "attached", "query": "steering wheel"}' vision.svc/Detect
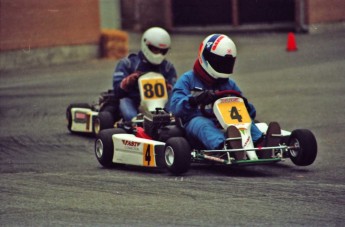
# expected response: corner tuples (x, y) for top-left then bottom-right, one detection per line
(200, 90), (250, 117)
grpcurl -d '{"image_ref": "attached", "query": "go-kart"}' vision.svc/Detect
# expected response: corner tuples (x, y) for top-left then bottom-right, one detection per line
(66, 89), (119, 136)
(94, 88), (318, 175)
(94, 72), (176, 166)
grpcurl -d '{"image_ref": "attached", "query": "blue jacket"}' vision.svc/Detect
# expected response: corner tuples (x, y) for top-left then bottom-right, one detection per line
(170, 70), (256, 124)
(113, 51), (177, 101)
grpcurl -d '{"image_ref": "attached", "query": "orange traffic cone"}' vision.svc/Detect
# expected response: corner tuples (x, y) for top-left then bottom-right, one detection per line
(286, 32), (298, 51)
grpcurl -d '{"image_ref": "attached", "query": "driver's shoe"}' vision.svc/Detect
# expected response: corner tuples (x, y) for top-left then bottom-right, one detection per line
(257, 122), (281, 159)
(226, 125), (246, 160)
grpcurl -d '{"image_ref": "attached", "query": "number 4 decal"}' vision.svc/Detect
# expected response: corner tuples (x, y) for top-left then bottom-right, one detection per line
(145, 144), (151, 166)
(230, 106), (243, 122)
(143, 144), (155, 167)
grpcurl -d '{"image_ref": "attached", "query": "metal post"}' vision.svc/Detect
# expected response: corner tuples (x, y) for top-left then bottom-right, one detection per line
(232, 0), (239, 27)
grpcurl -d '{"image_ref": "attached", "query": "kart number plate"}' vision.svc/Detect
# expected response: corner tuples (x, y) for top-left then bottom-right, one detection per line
(139, 78), (167, 100)
(216, 99), (251, 124)
(143, 143), (155, 167)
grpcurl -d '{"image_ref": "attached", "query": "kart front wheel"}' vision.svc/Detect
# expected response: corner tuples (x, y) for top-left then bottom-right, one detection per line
(288, 129), (317, 166)
(164, 137), (191, 175)
(95, 128), (126, 168)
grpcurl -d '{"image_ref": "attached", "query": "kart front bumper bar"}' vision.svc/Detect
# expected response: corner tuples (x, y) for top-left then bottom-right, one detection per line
(195, 145), (289, 165)
(200, 145), (288, 153)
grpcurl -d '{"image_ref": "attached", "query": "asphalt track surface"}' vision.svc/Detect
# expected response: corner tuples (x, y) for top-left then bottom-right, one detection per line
(1, 30), (345, 226)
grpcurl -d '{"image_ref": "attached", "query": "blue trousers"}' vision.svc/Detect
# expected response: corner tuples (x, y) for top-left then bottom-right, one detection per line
(119, 97), (139, 122)
(185, 116), (263, 150)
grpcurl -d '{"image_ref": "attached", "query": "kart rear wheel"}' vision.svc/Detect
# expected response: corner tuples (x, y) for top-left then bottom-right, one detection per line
(288, 129), (317, 166)
(95, 128), (126, 168)
(164, 137), (191, 175)
(94, 111), (115, 135)
(66, 103), (91, 132)
(100, 105), (121, 122)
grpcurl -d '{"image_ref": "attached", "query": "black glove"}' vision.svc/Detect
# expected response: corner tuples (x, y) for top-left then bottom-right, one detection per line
(189, 90), (216, 107)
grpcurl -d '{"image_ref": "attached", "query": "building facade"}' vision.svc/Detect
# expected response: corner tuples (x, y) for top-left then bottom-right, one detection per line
(121, 0), (345, 32)
(0, 0), (102, 70)
(1, 0), (344, 70)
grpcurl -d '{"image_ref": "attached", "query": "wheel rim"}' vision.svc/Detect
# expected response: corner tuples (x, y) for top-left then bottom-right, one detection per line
(165, 146), (175, 167)
(290, 138), (301, 157)
(95, 139), (104, 158)
(94, 118), (101, 135)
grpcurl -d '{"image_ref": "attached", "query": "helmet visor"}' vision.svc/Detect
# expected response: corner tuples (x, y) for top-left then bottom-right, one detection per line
(204, 51), (236, 74)
(148, 45), (169, 55)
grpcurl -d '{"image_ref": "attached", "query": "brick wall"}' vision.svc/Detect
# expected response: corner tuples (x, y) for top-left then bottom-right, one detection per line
(306, 0), (345, 24)
(0, 0), (100, 51)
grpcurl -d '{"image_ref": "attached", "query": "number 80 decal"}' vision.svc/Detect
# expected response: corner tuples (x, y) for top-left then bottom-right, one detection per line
(140, 78), (167, 100)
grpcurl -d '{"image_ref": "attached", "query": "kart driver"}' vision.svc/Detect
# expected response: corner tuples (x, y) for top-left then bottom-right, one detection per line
(170, 34), (280, 159)
(113, 27), (177, 122)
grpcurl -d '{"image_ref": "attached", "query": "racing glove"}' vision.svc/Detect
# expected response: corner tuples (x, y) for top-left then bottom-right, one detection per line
(189, 90), (216, 107)
(120, 72), (141, 92)
(166, 82), (173, 92)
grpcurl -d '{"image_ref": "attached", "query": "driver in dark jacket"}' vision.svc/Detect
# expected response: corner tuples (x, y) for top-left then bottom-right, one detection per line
(113, 27), (177, 122)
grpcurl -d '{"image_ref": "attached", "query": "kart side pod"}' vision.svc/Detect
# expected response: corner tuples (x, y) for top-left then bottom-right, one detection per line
(95, 128), (166, 168)
(112, 134), (166, 167)
(66, 103), (98, 134)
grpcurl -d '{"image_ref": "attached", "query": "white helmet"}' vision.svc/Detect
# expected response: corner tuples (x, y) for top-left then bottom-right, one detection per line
(198, 34), (237, 79)
(141, 27), (171, 65)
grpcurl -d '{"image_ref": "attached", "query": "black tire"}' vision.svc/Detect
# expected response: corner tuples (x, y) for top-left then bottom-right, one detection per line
(164, 137), (191, 175)
(100, 105), (121, 122)
(93, 111), (115, 136)
(100, 105), (116, 114)
(66, 103), (91, 132)
(288, 129), (317, 166)
(94, 128), (126, 168)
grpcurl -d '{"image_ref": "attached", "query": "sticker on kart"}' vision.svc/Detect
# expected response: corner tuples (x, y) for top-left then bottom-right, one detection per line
(139, 77), (168, 100)
(138, 73), (169, 112)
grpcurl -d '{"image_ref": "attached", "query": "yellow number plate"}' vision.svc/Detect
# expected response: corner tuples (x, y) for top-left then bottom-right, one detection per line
(143, 143), (155, 167)
(216, 99), (251, 124)
(139, 78), (167, 100)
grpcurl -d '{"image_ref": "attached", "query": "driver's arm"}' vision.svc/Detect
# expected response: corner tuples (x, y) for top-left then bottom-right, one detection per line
(170, 73), (200, 121)
(113, 58), (134, 98)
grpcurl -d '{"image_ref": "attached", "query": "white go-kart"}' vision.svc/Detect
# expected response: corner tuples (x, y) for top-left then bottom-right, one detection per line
(66, 89), (119, 136)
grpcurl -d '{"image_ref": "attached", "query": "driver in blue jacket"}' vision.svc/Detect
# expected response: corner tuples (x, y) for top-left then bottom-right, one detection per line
(170, 34), (280, 159)
(113, 27), (177, 122)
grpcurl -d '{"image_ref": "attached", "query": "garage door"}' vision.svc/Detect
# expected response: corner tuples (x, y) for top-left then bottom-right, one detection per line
(172, 0), (294, 26)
